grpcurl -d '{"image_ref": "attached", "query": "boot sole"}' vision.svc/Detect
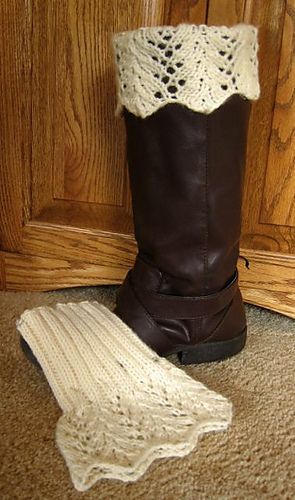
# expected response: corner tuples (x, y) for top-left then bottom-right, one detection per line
(178, 328), (247, 365)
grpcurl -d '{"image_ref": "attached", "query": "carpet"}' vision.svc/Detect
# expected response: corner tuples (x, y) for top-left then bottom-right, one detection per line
(0, 286), (294, 499)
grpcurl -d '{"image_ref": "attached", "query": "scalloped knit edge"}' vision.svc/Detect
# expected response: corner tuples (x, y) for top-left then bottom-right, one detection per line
(113, 23), (260, 118)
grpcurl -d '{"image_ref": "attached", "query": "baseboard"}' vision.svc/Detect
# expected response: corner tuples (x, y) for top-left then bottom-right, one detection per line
(1, 247), (294, 319)
(0, 251), (128, 291)
(238, 248), (295, 319)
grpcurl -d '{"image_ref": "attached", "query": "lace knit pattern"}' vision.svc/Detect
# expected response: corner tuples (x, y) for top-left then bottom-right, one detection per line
(17, 301), (232, 491)
(113, 23), (260, 117)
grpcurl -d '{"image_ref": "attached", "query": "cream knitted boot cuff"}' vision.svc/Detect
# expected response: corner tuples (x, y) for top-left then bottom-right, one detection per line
(113, 23), (260, 118)
(17, 301), (232, 491)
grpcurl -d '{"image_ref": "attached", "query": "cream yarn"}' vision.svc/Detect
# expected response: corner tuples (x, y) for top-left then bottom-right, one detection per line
(17, 301), (232, 491)
(113, 23), (260, 118)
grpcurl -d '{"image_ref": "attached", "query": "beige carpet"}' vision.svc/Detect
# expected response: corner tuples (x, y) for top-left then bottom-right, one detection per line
(0, 286), (294, 499)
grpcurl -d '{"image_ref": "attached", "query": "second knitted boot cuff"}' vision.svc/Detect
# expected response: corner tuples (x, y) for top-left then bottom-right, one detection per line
(113, 23), (260, 118)
(17, 301), (232, 491)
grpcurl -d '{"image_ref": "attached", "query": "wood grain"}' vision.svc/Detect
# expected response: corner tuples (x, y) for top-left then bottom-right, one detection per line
(164, 0), (207, 25)
(21, 222), (136, 268)
(238, 248), (295, 318)
(2, 251), (128, 291)
(31, 0), (55, 216)
(53, 1), (126, 205)
(261, 0), (295, 227)
(0, 0), (31, 250)
(241, 0), (295, 253)
(207, 0), (245, 24)
(31, 0), (167, 218)
(3, 244), (294, 320)
(30, 0), (159, 219)
(34, 200), (133, 235)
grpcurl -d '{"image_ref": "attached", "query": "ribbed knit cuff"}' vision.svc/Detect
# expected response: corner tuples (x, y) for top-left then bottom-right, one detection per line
(17, 301), (232, 491)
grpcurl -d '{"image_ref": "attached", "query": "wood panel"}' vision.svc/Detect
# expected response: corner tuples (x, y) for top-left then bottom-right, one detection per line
(207, 0), (246, 24)
(261, 0), (295, 227)
(238, 248), (295, 318)
(52, 1), (126, 205)
(165, 0), (207, 24)
(35, 200), (133, 234)
(31, 0), (55, 215)
(241, 0), (294, 253)
(0, 0), (32, 250)
(31, 0), (169, 218)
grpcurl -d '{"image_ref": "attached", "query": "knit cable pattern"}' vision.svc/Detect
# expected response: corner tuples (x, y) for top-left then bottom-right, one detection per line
(113, 23), (260, 117)
(17, 301), (232, 491)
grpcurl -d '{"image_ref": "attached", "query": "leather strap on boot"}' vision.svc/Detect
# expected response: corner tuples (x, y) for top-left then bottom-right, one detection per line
(131, 258), (238, 320)
(116, 272), (177, 355)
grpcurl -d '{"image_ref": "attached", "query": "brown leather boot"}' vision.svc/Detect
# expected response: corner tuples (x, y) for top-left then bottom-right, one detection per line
(113, 24), (260, 364)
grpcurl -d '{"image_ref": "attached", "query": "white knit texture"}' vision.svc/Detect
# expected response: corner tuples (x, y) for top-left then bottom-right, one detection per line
(113, 23), (260, 118)
(17, 301), (232, 491)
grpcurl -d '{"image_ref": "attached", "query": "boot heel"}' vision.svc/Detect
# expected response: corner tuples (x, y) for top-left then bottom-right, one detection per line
(178, 328), (247, 365)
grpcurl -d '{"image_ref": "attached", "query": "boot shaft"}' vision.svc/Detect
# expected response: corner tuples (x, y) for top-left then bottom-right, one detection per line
(124, 97), (251, 296)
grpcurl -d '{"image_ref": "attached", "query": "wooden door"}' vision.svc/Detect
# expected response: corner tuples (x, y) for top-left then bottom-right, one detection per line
(1, 0), (157, 290)
(239, 0), (295, 318)
(0, 0), (294, 318)
(0, 0), (208, 291)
